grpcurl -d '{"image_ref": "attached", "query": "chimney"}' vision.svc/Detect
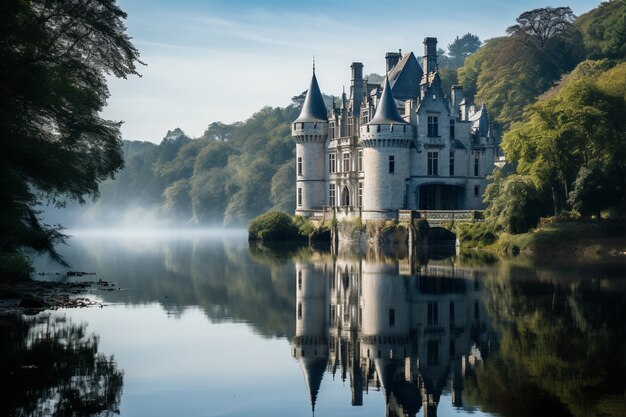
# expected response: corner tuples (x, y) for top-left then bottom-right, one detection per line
(451, 85), (464, 116)
(385, 51), (402, 73)
(350, 62), (364, 118)
(423, 37), (438, 74)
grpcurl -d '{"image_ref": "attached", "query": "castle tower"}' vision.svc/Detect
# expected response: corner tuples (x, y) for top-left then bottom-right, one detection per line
(359, 77), (412, 220)
(292, 262), (329, 413)
(292, 67), (329, 217)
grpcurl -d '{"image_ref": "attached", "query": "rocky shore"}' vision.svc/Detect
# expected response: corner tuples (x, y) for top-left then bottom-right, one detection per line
(0, 278), (117, 314)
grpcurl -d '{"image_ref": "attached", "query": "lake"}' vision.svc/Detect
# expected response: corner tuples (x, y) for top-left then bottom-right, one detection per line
(2, 230), (625, 417)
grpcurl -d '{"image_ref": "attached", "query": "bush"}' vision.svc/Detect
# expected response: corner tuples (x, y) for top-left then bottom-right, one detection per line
(456, 223), (497, 248)
(248, 211), (302, 241)
(0, 251), (33, 281)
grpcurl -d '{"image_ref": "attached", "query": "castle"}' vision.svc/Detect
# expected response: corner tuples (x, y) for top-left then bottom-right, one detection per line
(292, 37), (497, 220)
(292, 252), (492, 415)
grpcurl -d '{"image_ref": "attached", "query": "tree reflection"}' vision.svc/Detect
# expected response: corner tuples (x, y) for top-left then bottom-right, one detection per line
(0, 314), (123, 417)
(464, 267), (626, 417)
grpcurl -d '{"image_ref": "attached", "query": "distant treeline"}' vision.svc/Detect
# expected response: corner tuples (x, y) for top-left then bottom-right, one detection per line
(56, 1), (625, 228)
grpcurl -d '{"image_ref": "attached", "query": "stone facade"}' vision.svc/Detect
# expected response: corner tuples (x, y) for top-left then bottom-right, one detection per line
(293, 37), (497, 220)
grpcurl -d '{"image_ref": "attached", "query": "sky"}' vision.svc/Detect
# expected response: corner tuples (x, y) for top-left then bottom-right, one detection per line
(102, 0), (603, 142)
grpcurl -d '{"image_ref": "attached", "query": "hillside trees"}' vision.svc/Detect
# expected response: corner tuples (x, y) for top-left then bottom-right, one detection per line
(502, 63), (626, 218)
(458, 7), (583, 131)
(0, 0), (141, 267)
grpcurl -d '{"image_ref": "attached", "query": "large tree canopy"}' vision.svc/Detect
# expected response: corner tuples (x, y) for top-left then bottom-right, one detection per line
(0, 0), (141, 265)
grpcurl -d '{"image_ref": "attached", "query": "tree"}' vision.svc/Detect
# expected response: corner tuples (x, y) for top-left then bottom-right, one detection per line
(0, 0), (141, 267)
(506, 7), (576, 47)
(447, 33), (482, 67)
(502, 73), (626, 215)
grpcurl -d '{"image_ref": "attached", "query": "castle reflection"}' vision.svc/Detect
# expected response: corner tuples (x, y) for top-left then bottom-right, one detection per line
(292, 248), (494, 416)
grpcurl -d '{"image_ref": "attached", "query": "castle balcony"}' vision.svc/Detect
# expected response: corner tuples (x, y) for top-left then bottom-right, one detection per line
(418, 134), (446, 148)
(334, 135), (358, 148)
(332, 171), (360, 181)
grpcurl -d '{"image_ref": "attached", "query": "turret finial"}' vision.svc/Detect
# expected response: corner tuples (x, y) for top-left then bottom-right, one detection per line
(313, 55), (315, 74)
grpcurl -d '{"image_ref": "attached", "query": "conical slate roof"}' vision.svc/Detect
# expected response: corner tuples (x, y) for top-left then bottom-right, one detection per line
(368, 77), (406, 125)
(295, 71), (328, 123)
(298, 357), (326, 413)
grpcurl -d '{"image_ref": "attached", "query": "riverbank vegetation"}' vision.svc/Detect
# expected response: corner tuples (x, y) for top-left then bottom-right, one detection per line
(248, 211), (330, 242)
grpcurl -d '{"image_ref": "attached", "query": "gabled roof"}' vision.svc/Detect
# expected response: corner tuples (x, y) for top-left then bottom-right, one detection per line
(388, 52), (423, 100)
(295, 71), (328, 123)
(367, 77), (406, 125)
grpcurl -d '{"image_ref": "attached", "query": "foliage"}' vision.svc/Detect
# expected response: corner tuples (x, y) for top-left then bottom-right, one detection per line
(0, 251), (34, 281)
(248, 211), (302, 242)
(455, 222), (497, 247)
(575, 0), (626, 60)
(447, 33), (482, 67)
(0, 0), (141, 268)
(501, 65), (626, 216)
(483, 169), (551, 234)
(458, 7), (583, 131)
(567, 163), (622, 218)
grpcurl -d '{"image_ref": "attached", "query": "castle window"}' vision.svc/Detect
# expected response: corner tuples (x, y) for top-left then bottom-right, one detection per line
(427, 152), (439, 175)
(298, 270), (302, 289)
(298, 303), (302, 320)
(427, 115), (439, 137)
(449, 151), (455, 176)
(358, 182), (363, 207)
(474, 301), (480, 320)
(297, 157), (302, 176)
(389, 309), (395, 326)
(343, 152), (351, 172)
(377, 125), (381, 133)
(389, 155), (395, 173)
(450, 119), (455, 139)
(329, 153), (336, 173)
(474, 185), (480, 197)
(358, 149), (363, 172)
(297, 187), (302, 207)
(474, 156), (479, 176)
(428, 302), (439, 325)
(329, 184), (336, 206)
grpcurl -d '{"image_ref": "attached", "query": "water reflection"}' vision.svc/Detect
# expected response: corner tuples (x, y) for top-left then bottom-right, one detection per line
(292, 249), (494, 416)
(0, 314), (123, 417)
(290, 246), (626, 417)
(27, 232), (625, 417)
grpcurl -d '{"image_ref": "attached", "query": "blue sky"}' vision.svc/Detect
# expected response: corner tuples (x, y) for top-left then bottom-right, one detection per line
(102, 0), (602, 142)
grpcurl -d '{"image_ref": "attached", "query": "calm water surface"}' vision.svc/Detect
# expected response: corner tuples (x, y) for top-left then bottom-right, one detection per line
(2, 230), (625, 417)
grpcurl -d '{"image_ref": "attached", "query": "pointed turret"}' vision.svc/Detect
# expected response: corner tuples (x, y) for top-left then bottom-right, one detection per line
(298, 357), (326, 413)
(295, 69), (328, 123)
(368, 77), (406, 125)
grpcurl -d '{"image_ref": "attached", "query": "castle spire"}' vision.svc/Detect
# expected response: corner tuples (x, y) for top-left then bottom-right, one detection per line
(367, 76), (406, 125)
(295, 66), (328, 123)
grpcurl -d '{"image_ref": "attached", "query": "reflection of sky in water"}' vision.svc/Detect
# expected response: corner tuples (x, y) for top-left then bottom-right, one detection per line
(61, 305), (389, 417)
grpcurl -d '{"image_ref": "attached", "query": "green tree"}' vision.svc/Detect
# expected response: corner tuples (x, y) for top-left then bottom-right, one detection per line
(0, 0), (141, 267)
(502, 73), (626, 214)
(447, 33), (482, 67)
(575, 0), (626, 60)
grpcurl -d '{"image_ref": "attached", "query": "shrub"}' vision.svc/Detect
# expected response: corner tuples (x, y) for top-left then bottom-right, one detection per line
(248, 211), (301, 241)
(456, 223), (497, 247)
(0, 251), (33, 281)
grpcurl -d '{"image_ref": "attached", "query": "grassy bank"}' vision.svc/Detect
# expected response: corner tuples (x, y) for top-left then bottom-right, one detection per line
(458, 220), (626, 261)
